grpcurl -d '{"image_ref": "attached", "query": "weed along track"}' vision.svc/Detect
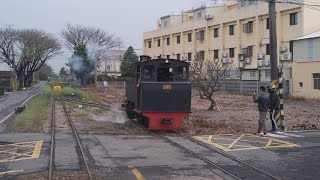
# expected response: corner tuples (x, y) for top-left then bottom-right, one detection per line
(49, 98), (93, 180)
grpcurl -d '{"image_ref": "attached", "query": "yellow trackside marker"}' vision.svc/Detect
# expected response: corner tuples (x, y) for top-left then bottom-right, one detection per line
(128, 166), (145, 180)
(0, 141), (43, 163)
(0, 170), (24, 175)
(53, 86), (61, 92)
(193, 134), (299, 152)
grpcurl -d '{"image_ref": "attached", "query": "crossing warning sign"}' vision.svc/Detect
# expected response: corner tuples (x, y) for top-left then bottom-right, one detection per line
(53, 86), (61, 92)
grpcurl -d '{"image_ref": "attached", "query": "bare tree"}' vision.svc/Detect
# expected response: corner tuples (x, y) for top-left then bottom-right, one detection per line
(61, 24), (122, 51)
(0, 27), (61, 89)
(190, 59), (230, 111)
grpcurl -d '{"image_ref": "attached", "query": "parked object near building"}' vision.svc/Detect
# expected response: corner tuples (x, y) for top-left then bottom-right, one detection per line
(143, 0), (320, 95)
(0, 71), (13, 92)
(292, 31), (320, 99)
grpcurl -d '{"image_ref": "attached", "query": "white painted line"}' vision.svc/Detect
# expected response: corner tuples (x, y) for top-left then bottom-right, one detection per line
(0, 112), (15, 124)
(0, 92), (40, 125)
(21, 92), (40, 106)
(278, 132), (304, 137)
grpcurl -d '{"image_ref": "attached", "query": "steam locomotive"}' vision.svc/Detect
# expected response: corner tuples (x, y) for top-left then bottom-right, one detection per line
(125, 56), (191, 130)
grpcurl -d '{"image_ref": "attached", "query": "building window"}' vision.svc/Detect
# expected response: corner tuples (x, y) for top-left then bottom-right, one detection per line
(164, 21), (168, 27)
(167, 55), (170, 59)
(229, 25), (235, 35)
(299, 82), (303, 88)
(177, 54), (181, 60)
(229, 48), (235, 58)
(148, 41), (151, 48)
(198, 12), (202, 18)
(214, 50), (219, 59)
(308, 39), (314, 60)
(199, 51), (205, 61)
(157, 39), (161, 47)
(266, 44), (270, 55)
(188, 33), (192, 42)
(166, 37), (170, 46)
(177, 35), (180, 44)
(214, 28), (219, 38)
(187, 53), (192, 61)
(290, 12), (298, 25)
(314, 73), (320, 90)
(265, 70), (271, 78)
(250, 71), (256, 79)
(246, 46), (253, 57)
(243, 21), (253, 33)
(196, 30), (205, 41)
(290, 41), (293, 52)
(266, 18), (269, 29)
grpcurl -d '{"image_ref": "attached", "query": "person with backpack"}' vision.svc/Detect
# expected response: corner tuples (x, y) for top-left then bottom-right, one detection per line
(268, 84), (279, 133)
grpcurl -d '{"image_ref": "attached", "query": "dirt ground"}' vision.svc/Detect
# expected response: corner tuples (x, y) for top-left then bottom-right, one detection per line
(186, 91), (320, 135)
(60, 87), (320, 136)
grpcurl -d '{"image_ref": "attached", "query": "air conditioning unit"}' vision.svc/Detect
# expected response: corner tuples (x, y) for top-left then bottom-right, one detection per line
(239, 54), (244, 61)
(280, 46), (288, 52)
(245, 57), (251, 64)
(205, 14), (213, 20)
(222, 58), (229, 64)
(257, 52), (265, 59)
(257, 60), (264, 67)
(228, 58), (234, 63)
(222, 53), (228, 58)
(264, 61), (270, 66)
(284, 52), (292, 60)
(239, 61), (245, 68)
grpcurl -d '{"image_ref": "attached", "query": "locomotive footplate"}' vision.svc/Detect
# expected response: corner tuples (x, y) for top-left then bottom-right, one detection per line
(162, 117), (173, 124)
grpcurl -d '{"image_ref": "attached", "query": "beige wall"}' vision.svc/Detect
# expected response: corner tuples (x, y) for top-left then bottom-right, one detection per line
(143, 2), (319, 82)
(292, 62), (320, 99)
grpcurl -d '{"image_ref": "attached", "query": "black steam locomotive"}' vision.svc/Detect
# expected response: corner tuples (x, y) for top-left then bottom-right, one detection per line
(125, 56), (191, 130)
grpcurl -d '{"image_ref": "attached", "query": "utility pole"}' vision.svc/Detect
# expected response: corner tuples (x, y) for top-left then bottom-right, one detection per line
(269, 0), (285, 131)
(269, 0), (278, 79)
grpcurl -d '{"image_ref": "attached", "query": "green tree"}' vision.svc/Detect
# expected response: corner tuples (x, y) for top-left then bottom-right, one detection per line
(67, 44), (94, 85)
(59, 67), (69, 80)
(120, 46), (139, 78)
(34, 64), (56, 81)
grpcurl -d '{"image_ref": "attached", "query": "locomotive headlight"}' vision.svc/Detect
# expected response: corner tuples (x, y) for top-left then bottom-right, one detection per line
(165, 60), (169, 63)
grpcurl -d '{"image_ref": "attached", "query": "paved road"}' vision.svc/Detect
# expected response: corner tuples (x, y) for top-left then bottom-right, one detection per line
(0, 82), (45, 133)
(0, 130), (318, 179)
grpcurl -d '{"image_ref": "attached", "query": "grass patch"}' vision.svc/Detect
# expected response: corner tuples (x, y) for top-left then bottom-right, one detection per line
(73, 111), (89, 117)
(93, 107), (108, 114)
(12, 94), (50, 133)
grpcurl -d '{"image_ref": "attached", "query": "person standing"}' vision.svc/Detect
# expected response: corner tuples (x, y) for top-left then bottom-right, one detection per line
(253, 86), (270, 137)
(268, 84), (279, 133)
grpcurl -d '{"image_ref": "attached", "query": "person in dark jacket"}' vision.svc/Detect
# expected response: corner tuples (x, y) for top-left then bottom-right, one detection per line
(268, 84), (279, 133)
(253, 86), (270, 137)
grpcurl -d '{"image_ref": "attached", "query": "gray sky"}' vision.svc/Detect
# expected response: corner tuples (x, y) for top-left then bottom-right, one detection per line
(0, 0), (208, 73)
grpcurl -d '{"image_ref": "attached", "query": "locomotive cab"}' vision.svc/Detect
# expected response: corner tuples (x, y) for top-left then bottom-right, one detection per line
(125, 57), (191, 130)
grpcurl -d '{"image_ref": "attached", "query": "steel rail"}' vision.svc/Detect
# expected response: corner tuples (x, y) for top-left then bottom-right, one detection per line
(61, 99), (93, 180)
(48, 99), (55, 180)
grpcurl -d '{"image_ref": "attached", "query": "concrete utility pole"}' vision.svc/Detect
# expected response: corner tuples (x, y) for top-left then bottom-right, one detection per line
(269, 0), (278, 80)
(269, 0), (285, 131)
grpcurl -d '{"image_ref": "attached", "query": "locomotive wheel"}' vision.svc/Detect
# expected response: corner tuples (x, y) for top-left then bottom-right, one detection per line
(125, 102), (135, 119)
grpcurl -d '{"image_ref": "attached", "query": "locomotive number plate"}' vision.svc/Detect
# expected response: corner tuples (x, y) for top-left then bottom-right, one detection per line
(163, 85), (172, 90)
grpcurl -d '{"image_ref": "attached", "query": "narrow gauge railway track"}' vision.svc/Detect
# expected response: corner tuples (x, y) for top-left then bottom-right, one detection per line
(160, 135), (281, 180)
(60, 97), (110, 108)
(49, 99), (93, 180)
(130, 119), (280, 180)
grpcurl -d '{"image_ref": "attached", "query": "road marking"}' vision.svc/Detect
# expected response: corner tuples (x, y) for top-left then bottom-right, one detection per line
(193, 133), (299, 152)
(227, 134), (245, 149)
(128, 166), (145, 180)
(0, 170), (24, 175)
(0, 141), (43, 163)
(21, 92), (40, 106)
(0, 92), (40, 125)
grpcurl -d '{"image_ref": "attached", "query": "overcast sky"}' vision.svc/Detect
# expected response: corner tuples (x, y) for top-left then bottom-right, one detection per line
(0, 0), (210, 73)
